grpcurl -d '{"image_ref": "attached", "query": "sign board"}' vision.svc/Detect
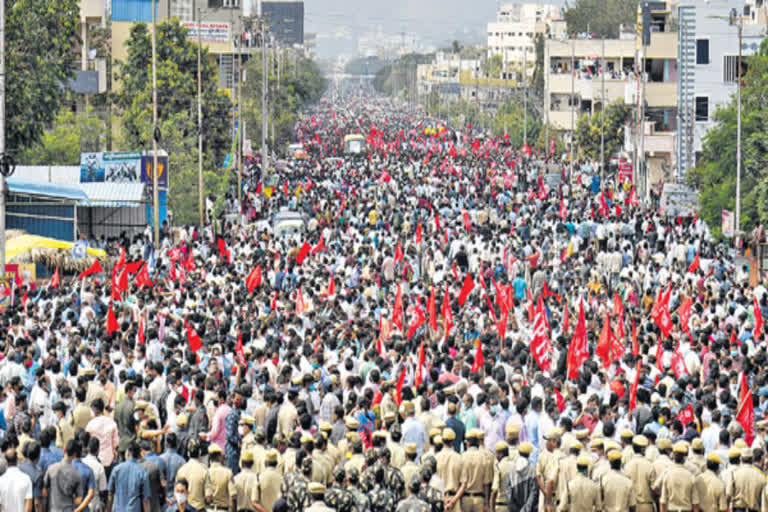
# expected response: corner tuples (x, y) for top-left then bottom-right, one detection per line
(81, 152), (168, 189)
(722, 210), (735, 237)
(659, 183), (698, 217)
(183, 21), (231, 44)
(0, 264), (36, 310)
(618, 159), (633, 184)
(542, 172), (563, 188)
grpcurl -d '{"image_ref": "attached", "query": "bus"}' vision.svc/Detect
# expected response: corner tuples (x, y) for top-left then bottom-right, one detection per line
(343, 134), (366, 154)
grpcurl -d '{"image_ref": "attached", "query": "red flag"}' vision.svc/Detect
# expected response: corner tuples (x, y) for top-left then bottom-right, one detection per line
(434, 211), (440, 232)
(428, 286), (437, 331)
(671, 342), (689, 378)
(676, 405), (694, 426)
(612, 292), (624, 317)
(137, 316), (145, 345)
(183, 251), (195, 272)
(246, 265), (262, 293)
(270, 290), (278, 312)
(563, 304), (570, 334)
(688, 253), (700, 273)
(655, 336), (664, 372)
(394, 241), (403, 264)
(406, 303), (426, 339)
(50, 267), (60, 289)
(530, 300), (553, 371)
(415, 342), (426, 387)
(110, 267), (121, 302)
(126, 260), (144, 274)
(441, 284), (453, 338)
(652, 285), (673, 338)
(78, 260), (103, 280)
(235, 331), (246, 366)
(554, 388), (566, 413)
(679, 297), (693, 333)
(116, 247), (126, 270)
(135, 264), (153, 288)
(559, 197), (567, 221)
(216, 237), (230, 264)
(737, 372), (755, 446)
(567, 299), (588, 380)
(415, 222), (423, 244)
(326, 275), (335, 298)
(311, 235), (325, 254)
(629, 361), (641, 411)
(754, 296), (763, 340)
(596, 313), (614, 369)
(106, 302), (119, 335)
(632, 318), (638, 356)
(470, 338), (484, 373)
(629, 187), (639, 206)
(186, 321), (202, 353)
(392, 282), (404, 331)
(295, 287), (305, 315)
(395, 365), (407, 406)
(462, 210), (471, 231)
(542, 281), (561, 302)
(457, 273), (475, 306)
(117, 267), (128, 293)
(296, 241), (312, 265)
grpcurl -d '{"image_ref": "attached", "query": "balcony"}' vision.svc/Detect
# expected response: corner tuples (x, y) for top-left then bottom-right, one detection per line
(646, 32), (677, 59)
(645, 82), (677, 107)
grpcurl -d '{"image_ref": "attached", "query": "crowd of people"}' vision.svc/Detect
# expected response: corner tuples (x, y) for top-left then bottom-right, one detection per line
(0, 94), (763, 512)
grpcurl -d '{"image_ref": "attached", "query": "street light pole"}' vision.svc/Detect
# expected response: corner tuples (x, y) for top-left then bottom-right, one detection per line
(600, 37), (605, 180)
(736, 20), (742, 233)
(151, 0), (159, 246)
(570, 36), (575, 184)
(260, 2), (268, 175)
(0, 0), (6, 274)
(197, 9), (204, 228)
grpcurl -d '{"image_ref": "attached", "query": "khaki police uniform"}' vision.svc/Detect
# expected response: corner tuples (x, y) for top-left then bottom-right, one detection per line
(176, 458), (208, 511)
(599, 469), (636, 512)
(205, 461), (236, 512)
(694, 469), (727, 512)
(436, 445), (463, 512)
(233, 468), (260, 511)
(492, 455), (514, 512)
(659, 465), (699, 512)
(557, 473), (601, 512)
(459, 444), (492, 512)
(623, 453), (656, 512)
(729, 462), (765, 512)
(253, 466), (282, 512)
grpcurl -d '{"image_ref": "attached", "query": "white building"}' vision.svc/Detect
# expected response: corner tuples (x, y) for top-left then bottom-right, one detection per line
(487, 3), (564, 78)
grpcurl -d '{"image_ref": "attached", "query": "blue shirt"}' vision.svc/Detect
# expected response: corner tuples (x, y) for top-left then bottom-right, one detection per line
(445, 415), (466, 452)
(39, 446), (63, 477)
(108, 459), (151, 512)
(143, 453), (168, 483)
(73, 459), (96, 512)
(19, 460), (43, 498)
(513, 277), (527, 300)
(159, 449), (185, 499)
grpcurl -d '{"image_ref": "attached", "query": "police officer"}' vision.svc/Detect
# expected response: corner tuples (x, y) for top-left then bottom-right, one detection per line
(401, 443), (421, 495)
(728, 448), (765, 512)
(419, 465), (445, 512)
(397, 476), (431, 512)
(652, 438), (675, 494)
(538, 427), (563, 512)
(490, 441), (513, 512)
(599, 449), (636, 512)
(204, 444), (235, 512)
(688, 439), (706, 475)
(437, 427), (462, 512)
(693, 453), (726, 512)
(551, 440), (582, 509)
(557, 455), (601, 512)
(239, 415), (256, 468)
(623, 435), (655, 512)
(176, 439), (208, 512)
(454, 429), (491, 512)
(253, 449), (282, 512)
(346, 467), (371, 512)
(658, 442), (699, 512)
(233, 450), (259, 512)
(369, 465), (397, 512)
(589, 439), (608, 482)
(250, 428), (268, 473)
(306, 482), (335, 512)
(325, 467), (354, 512)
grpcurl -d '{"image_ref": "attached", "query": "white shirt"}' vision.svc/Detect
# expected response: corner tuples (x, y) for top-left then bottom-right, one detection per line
(0, 466), (32, 512)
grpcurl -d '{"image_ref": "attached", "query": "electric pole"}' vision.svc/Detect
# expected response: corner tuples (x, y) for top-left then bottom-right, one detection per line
(0, 0), (6, 273)
(197, 9), (204, 228)
(260, 1), (268, 174)
(151, 0), (159, 246)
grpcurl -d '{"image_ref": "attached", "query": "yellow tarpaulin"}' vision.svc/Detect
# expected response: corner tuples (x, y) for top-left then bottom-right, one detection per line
(6, 234), (106, 262)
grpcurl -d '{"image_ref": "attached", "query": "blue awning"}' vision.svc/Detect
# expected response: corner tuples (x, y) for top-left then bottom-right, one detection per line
(7, 177), (88, 201)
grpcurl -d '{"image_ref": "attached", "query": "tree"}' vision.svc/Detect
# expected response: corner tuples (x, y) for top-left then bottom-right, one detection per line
(19, 108), (104, 165)
(689, 37), (768, 234)
(6, 0), (80, 154)
(117, 20), (231, 164)
(563, 0), (637, 39)
(573, 100), (629, 164)
(532, 34), (545, 98)
(483, 55), (503, 78)
(492, 99), (543, 149)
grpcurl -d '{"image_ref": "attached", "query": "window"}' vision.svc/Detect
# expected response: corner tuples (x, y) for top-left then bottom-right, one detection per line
(695, 97), (709, 121)
(723, 55), (738, 83)
(696, 39), (709, 65)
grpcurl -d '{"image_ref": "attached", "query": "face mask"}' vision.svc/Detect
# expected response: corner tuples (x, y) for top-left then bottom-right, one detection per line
(238, 426), (245, 436)
(175, 492), (187, 504)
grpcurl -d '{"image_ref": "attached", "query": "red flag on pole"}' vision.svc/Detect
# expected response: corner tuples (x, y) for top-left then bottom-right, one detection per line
(326, 275), (335, 298)
(554, 388), (566, 413)
(246, 265), (262, 293)
(395, 365), (407, 406)
(754, 296), (763, 340)
(462, 210), (471, 231)
(470, 338), (484, 373)
(434, 211), (441, 232)
(50, 268), (60, 289)
(415, 342), (426, 387)
(679, 297), (693, 333)
(457, 273), (475, 306)
(186, 321), (202, 353)
(295, 287), (305, 315)
(415, 222), (423, 244)
(671, 342), (689, 378)
(106, 302), (119, 335)
(441, 284), (453, 338)
(394, 241), (403, 264)
(567, 299), (588, 380)
(632, 318), (639, 356)
(135, 264), (153, 288)
(78, 260), (103, 280)
(530, 300), (553, 371)
(559, 198), (567, 221)
(235, 331), (246, 366)
(596, 313), (614, 369)
(563, 304), (570, 334)
(406, 303), (426, 339)
(296, 241), (312, 265)
(392, 282), (404, 331)
(428, 286), (437, 331)
(688, 253), (700, 273)
(311, 235), (325, 254)
(629, 361), (641, 411)
(737, 372), (755, 446)
(676, 405), (695, 426)
(138, 316), (145, 345)
(612, 292), (624, 317)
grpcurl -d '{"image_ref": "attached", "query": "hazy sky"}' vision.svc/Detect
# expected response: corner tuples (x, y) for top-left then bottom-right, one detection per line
(305, 0), (566, 59)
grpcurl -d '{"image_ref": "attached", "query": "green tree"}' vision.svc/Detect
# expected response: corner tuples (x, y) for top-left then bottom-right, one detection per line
(532, 33), (545, 98)
(483, 55), (503, 78)
(492, 99), (543, 149)
(573, 100), (629, 164)
(117, 20), (231, 163)
(18, 108), (104, 165)
(6, 0), (80, 154)
(688, 37), (768, 234)
(563, 0), (637, 38)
